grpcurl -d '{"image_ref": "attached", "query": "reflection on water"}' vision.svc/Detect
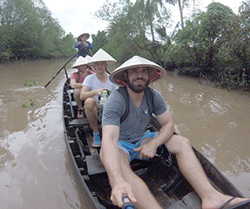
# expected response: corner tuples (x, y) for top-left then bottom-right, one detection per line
(207, 97), (229, 116)
(0, 59), (250, 209)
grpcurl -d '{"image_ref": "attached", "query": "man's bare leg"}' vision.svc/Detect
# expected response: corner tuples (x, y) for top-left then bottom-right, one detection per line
(84, 98), (99, 132)
(73, 88), (83, 110)
(74, 88), (84, 118)
(166, 135), (249, 209)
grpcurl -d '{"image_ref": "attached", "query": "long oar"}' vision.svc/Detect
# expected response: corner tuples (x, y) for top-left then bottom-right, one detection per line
(44, 44), (91, 88)
(44, 50), (79, 88)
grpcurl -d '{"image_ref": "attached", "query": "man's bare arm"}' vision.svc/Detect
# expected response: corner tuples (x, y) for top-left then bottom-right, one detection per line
(101, 125), (137, 206)
(154, 109), (175, 145)
(70, 79), (82, 89)
(134, 110), (175, 158)
(100, 125), (123, 186)
(80, 85), (99, 100)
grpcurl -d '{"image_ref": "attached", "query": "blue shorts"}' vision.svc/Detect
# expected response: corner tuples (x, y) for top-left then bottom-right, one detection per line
(118, 131), (159, 162)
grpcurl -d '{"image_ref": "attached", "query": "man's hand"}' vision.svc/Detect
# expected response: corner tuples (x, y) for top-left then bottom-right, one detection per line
(111, 180), (137, 207)
(83, 41), (88, 46)
(133, 141), (158, 159)
(96, 88), (106, 96)
(77, 41), (88, 46)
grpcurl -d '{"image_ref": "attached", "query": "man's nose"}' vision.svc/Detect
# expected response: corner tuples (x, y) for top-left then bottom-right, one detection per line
(136, 70), (144, 77)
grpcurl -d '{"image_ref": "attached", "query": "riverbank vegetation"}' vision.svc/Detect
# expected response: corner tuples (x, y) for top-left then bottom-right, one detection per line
(0, 0), (76, 62)
(92, 0), (250, 91)
(1, 0), (249, 91)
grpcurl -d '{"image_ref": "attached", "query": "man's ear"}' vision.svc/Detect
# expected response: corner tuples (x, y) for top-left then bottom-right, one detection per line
(124, 71), (128, 80)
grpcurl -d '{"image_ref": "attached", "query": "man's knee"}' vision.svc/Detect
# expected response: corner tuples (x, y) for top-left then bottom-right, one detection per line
(74, 88), (81, 97)
(84, 98), (97, 109)
(166, 135), (191, 154)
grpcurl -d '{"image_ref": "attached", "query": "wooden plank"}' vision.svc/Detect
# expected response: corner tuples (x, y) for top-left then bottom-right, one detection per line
(66, 89), (75, 118)
(168, 200), (193, 209)
(86, 155), (106, 175)
(168, 192), (201, 209)
(67, 101), (77, 107)
(69, 118), (89, 127)
(182, 191), (201, 208)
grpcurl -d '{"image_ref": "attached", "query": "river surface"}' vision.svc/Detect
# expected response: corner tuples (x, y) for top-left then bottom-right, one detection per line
(0, 59), (249, 208)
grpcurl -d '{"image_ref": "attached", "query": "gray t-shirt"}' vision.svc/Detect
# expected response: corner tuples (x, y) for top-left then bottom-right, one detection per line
(102, 88), (167, 143)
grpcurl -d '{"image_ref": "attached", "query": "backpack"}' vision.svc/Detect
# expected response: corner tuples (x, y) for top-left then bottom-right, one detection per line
(117, 87), (173, 167)
(117, 86), (155, 123)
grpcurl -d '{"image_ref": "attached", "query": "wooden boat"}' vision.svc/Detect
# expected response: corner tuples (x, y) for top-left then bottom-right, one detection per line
(62, 79), (247, 209)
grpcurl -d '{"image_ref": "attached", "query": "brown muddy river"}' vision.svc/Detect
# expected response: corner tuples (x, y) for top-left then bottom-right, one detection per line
(0, 58), (250, 208)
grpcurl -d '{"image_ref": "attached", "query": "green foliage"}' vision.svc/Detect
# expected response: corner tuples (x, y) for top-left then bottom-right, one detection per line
(58, 33), (77, 57)
(24, 80), (37, 87)
(93, 0), (249, 91)
(95, 0), (171, 62)
(198, 3), (234, 42)
(22, 99), (36, 107)
(163, 2), (250, 90)
(195, 3), (235, 69)
(92, 31), (109, 54)
(0, 0), (76, 62)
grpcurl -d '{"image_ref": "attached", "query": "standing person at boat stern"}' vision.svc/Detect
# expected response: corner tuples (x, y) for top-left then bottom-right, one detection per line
(100, 56), (250, 209)
(75, 33), (93, 57)
(80, 48), (118, 147)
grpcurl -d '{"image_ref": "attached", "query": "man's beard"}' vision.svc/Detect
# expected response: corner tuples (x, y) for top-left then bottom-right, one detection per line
(127, 78), (149, 93)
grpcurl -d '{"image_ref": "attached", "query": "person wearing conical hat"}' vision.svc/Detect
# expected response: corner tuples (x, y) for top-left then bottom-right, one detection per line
(80, 48), (118, 147)
(100, 56), (250, 209)
(70, 56), (95, 118)
(75, 33), (93, 58)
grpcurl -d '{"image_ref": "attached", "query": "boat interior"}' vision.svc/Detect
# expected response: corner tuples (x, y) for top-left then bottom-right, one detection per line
(63, 80), (245, 209)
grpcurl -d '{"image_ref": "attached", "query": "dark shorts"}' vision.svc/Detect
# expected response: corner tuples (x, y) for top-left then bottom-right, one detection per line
(118, 130), (159, 162)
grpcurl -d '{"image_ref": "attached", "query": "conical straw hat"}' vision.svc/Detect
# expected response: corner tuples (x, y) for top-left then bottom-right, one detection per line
(110, 55), (166, 85)
(71, 56), (89, 68)
(77, 33), (90, 41)
(85, 55), (92, 62)
(88, 48), (117, 65)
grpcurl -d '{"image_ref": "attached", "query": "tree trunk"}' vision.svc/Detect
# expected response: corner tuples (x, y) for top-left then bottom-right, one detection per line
(178, 0), (184, 29)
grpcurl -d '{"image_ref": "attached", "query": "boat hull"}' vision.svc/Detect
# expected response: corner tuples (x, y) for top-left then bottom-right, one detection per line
(62, 80), (245, 208)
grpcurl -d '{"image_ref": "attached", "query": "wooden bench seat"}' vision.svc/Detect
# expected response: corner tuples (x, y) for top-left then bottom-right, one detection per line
(68, 118), (89, 127)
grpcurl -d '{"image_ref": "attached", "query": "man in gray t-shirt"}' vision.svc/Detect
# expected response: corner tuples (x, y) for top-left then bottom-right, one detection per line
(102, 87), (166, 143)
(100, 56), (249, 209)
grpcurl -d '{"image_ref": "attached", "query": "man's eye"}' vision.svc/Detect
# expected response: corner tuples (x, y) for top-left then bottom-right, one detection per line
(129, 69), (136, 73)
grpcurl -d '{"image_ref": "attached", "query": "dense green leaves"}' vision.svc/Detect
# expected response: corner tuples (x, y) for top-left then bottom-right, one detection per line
(1, 0), (249, 91)
(0, 0), (76, 62)
(162, 2), (250, 90)
(93, 0), (249, 90)
(92, 31), (109, 54)
(95, 0), (171, 62)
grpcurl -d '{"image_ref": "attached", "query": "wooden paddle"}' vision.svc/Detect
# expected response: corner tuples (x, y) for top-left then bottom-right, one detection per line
(44, 50), (79, 88)
(44, 45), (91, 88)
